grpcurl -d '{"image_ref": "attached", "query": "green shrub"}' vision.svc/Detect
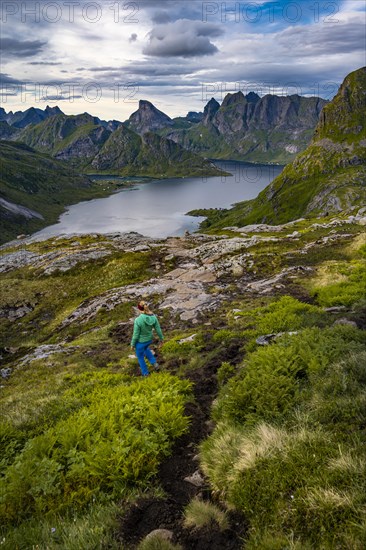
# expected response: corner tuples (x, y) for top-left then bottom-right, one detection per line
(237, 296), (325, 335)
(214, 345), (304, 424)
(302, 351), (366, 436)
(161, 334), (202, 357)
(0, 373), (192, 524)
(217, 362), (236, 388)
(312, 260), (366, 307)
(213, 325), (365, 426)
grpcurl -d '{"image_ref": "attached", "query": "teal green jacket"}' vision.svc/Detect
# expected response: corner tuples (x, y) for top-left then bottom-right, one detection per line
(131, 313), (164, 347)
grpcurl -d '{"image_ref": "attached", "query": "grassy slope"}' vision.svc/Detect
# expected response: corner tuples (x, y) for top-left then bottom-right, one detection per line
(0, 215), (365, 547)
(0, 141), (112, 244)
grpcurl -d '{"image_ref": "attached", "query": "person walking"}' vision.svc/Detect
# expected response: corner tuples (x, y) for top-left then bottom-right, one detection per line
(130, 300), (164, 376)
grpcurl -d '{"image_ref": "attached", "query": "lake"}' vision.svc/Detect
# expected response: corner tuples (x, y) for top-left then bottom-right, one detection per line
(33, 161), (284, 239)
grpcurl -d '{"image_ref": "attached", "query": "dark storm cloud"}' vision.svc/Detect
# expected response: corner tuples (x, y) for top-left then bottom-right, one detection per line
(0, 38), (46, 57)
(143, 20), (224, 57)
(0, 73), (25, 85)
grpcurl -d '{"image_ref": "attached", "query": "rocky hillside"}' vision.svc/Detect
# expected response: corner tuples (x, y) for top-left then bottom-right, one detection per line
(16, 112), (223, 177)
(0, 208), (365, 548)
(0, 141), (112, 244)
(161, 92), (327, 163)
(196, 67), (366, 230)
(17, 113), (112, 167)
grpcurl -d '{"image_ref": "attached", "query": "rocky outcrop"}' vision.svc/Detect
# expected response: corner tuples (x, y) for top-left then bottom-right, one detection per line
(128, 100), (173, 135)
(164, 92), (327, 163)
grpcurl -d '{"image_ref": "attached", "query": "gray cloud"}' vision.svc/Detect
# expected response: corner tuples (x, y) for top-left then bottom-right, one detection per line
(40, 95), (83, 100)
(0, 73), (25, 85)
(29, 61), (61, 66)
(152, 10), (171, 24)
(143, 20), (224, 57)
(129, 33), (138, 43)
(0, 38), (46, 57)
(278, 20), (366, 56)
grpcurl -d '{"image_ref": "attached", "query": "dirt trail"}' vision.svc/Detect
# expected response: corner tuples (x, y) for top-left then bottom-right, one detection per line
(118, 358), (248, 549)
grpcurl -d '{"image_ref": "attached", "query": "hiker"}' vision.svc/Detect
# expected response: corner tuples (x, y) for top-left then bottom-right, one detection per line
(130, 300), (164, 376)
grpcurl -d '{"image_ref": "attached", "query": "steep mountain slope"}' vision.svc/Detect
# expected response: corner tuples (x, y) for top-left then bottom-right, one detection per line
(197, 67), (366, 229)
(91, 125), (223, 177)
(17, 113), (112, 168)
(161, 92), (327, 163)
(0, 121), (19, 140)
(0, 141), (102, 243)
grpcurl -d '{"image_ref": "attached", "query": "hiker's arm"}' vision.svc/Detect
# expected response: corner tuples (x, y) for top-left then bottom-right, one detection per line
(154, 318), (164, 341)
(130, 321), (140, 347)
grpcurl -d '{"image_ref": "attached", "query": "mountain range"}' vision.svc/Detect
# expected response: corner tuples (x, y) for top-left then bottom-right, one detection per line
(15, 112), (221, 177)
(158, 92), (328, 164)
(1, 67), (365, 242)
(1, 90), (328, 169)
(196, 66), (366, 228)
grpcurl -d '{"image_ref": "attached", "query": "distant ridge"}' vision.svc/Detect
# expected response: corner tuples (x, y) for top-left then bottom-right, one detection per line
(198, 67), (366, 228)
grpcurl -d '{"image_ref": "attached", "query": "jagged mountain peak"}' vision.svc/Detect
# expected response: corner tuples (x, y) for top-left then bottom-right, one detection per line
(128, 100), (173, 135)
(202, 97), (220, 124)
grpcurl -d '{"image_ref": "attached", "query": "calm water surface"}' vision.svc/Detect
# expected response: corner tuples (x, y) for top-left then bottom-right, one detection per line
(33, 161), (284, 239)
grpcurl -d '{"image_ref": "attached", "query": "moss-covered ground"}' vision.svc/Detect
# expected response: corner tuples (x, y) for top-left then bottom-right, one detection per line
(0, 216), (365, 548)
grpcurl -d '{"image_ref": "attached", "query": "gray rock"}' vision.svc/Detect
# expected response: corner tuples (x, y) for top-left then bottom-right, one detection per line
(334, 318), (358, 328)
(0, 250), (40, 273)
(256, 334), (277, 346)
(184, 470), (205, 487)
(20, 344), (79, 365)
(0, 368), (12, 379)
(178, 334), (197, 344)
(245, 266), (313, 294)
(0, 304), (33, 321)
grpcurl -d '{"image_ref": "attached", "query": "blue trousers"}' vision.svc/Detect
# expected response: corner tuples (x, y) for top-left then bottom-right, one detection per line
(135, 341), (156, 376)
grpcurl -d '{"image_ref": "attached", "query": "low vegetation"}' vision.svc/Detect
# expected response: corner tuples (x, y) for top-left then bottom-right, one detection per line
(0, 214), (365, 548)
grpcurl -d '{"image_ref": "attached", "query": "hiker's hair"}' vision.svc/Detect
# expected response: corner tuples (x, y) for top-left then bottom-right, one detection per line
(138, 300), (153, 314)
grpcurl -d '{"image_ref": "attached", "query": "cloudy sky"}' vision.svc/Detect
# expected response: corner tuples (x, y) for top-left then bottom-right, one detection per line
(1, 0), (365, 120)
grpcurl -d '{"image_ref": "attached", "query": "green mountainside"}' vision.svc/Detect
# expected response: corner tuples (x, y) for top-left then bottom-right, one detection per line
(197, 67), (366, 229)
(16, 114), (223, 177)
(91, 126), (222, 177)
(18, 113), (112, 168)
(0, 141), (110, 244)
